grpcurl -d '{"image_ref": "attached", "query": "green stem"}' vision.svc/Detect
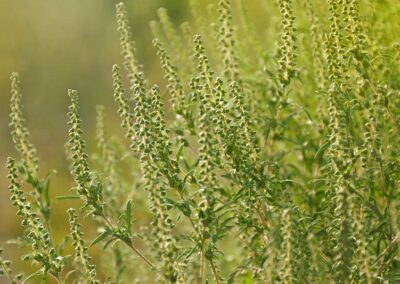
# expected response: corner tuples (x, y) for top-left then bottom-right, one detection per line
(199, 238), (205, 284)
(209, 259), (221, 284)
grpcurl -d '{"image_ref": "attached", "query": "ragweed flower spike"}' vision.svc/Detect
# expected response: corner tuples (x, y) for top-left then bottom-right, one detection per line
(67, 90), (91, 197)
(303, 0), (327, 90)
(193, 34), (223, 164)
(6, 157), (64, 280)
(95, 105), (120, 212)
(68, 209), (99, 284)
(193, 34), (214, 93)
(95, 105), (106, 153)
(277, 0), (297, 90)
(131, 71), (148, 154)
(218, 0), (239, 82)
(116, 2), (140, 78)
(67, 89), (103, 216)
(153, 39), (185, 114)
(157, 8), (181, 54)
(9, 72), (39, 177)
(112, 64), (136, 150)
(278, 208), (304, 284)
(149, 84), (173, 159)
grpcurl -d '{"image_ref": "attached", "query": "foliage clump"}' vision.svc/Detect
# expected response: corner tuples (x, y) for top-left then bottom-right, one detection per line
(3, 0), (400, 283)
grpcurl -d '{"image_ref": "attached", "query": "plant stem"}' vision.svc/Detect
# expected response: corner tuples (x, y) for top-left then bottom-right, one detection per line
(199, 238), (205, 284)
(1, 262), (15, 283)
(123, 239), (158, 272)
(209, 259), (221, 284)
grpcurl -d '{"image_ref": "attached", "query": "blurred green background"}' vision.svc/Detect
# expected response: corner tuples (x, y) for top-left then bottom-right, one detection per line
(0, 0), (190, 275)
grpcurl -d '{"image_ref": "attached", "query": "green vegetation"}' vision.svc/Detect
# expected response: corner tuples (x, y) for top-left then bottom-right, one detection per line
(3, 0), (400, 283)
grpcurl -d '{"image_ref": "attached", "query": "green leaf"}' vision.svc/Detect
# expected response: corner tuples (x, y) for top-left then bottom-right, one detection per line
(22, 270), (42, 284)
(182, 169), (195, 186)
(42, 170), (57, 206)
(175, 143), (185, 161)
(125, 200), (132, 233)
(315, 141), (330, 161)
(103, 238), (117, 250)
(57, 236), (69, 254)
(56, 195), (80, 200)
(90, 231), (110, 247)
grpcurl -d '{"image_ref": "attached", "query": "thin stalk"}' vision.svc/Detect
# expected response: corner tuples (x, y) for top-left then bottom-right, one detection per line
(209, 259), (221, 284)
(50, 273), (61, 284)
(122, 239), (159, 273)
(199, 238), (205, 284)
(0, 262), (15, 283)
(374, 233), (400, 264)
(268, 108), (283, 156)
(101, 213), (115, 230)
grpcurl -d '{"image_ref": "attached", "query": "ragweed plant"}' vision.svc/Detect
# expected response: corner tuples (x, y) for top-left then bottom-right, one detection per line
(4, 0), (400, 283)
